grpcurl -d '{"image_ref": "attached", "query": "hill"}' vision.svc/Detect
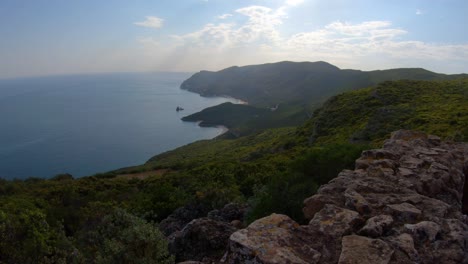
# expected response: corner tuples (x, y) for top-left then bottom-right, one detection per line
(181, 61), (467, 107)
(181, 102), (308, 137)
(301, 78), (468, 145)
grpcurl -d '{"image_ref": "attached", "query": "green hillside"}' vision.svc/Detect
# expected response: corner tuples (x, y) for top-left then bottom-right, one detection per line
(180, 61), (467, 136)
(181, 61), (467, 107)
(181, 102), (308, 137)
(302, 78), (468, 145)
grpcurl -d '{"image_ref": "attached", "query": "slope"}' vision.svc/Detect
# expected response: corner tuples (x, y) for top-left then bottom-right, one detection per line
(181, 61), (467, 107)
(301, 78), (468, 145)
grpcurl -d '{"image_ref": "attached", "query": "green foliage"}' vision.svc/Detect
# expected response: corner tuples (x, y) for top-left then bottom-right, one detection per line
(292, 143), (369, 185)
(305, 79), (468, 144)
(76, 209), (174, 264)
(0, 197), (79, 264)
(246, 171), (318, 224)
(246, 143), (367, 223)
(182, 102), (309, 136)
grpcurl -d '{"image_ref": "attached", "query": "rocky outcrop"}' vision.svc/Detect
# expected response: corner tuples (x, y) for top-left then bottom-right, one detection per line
(160, 203), (247, 263)
(222, 130), (468, 264)
(169, 218), (237, 263)
(159, 204), (211, 236)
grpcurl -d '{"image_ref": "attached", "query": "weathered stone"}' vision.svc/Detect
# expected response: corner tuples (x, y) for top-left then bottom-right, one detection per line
(230, 219), (243, 229)
(338, 235), (393, 264)
(388, 233), (419, 262)
(404, 221), (440, 242)
(207, 203), (247, 222)
(309, 204), (362, 237)
(222, 214), (321, 264)
(385, 203), (421, 222)
(360, 149), (400, 161)
(358, 215), (394, 237)
(303, 194), (334, 220)
(169, 218), (236, 263)
(344, 189), (371, 214)
(159, 204), (210, 236)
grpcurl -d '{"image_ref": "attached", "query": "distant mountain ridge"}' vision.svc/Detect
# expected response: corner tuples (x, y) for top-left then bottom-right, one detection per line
(181, 61), (467, 107)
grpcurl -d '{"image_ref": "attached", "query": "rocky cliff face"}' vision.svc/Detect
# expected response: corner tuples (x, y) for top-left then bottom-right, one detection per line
(221, 130), (468, 264)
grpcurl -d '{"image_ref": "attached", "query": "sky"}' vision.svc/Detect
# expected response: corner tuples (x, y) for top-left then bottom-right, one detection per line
(0, 0), (467, 79)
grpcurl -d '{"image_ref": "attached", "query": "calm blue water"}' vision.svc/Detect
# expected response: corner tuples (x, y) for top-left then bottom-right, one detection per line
(0, 72), (236, 179)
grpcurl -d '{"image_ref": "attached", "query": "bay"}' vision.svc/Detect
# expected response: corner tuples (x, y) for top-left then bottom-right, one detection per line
(0, 72), (236, 179)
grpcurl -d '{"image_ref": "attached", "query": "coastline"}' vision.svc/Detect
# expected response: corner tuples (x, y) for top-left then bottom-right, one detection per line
(215, 125), (229, 136)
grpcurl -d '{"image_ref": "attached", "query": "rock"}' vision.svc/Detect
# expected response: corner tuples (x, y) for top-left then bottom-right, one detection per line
(385, 203), (421, 222)
(344, 189), (371, 214)
(169, 218), (236, 263)
(388, 233), (419, 262)
(303, 194), (337, 220)
(159, 204), (211, 236)
(309, 204), (362, 238)
(207, 203), (247, 222)
(358, 215), (394, 237)
(463, 164), (468, 215)
(217, 131), (468, 263)
(404, 221), (440, 242)
(230, 220), (243, 229)
(222, 214), (321, 264)
(338, 235), (393, 264)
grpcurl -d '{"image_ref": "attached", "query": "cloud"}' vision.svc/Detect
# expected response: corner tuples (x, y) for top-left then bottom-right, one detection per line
(416, 9), (423, 15)
(217, 13), (233, 19)
(134, 16), (164, 29)
(135, 3), (468, 73)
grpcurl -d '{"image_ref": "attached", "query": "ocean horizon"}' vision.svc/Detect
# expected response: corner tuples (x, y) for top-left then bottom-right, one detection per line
(0, 72), (237, 179)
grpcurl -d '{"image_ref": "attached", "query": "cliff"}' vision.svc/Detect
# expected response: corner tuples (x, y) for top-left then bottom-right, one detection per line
(171, 130), (467, 263)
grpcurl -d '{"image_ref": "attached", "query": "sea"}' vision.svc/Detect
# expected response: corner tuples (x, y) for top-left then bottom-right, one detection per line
(0, 72), (237, 179)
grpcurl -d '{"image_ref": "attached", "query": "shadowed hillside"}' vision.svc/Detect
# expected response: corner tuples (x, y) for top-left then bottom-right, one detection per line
(181, 61), (467, 107)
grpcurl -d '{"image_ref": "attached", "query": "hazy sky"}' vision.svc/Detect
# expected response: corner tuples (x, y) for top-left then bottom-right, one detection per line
(1, 0), (467, 78)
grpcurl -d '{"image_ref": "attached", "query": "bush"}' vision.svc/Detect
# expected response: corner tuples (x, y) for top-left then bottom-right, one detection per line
(76, 208), (174, 264)
(246, 143), (367, 224)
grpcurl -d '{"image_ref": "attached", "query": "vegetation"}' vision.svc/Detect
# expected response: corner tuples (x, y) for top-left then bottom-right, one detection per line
(0, 77), (467, 262)
(182, 61), (467, 107)
(181, 102), (308, 137)
(302, 79), (468, 145)
(181, 61), (466, 136)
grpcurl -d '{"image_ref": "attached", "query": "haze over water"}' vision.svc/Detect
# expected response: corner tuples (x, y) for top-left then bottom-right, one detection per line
(0, 72), (236, 179)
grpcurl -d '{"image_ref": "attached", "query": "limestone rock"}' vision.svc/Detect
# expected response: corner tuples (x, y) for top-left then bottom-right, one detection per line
(159, 204), (210, 236)
(222, 214), (321, 264)
(385, 203), (421, 222)
(309, 204), (362, 238)
(358, 215), (394, 237)
(388, 233), (419, 262)
(207, 203), (247, 222)
(169, 218), (236, 263)
(344, 188), (371, 214)
(404, 221), (440, 242)
(338, 235), (393, 264)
